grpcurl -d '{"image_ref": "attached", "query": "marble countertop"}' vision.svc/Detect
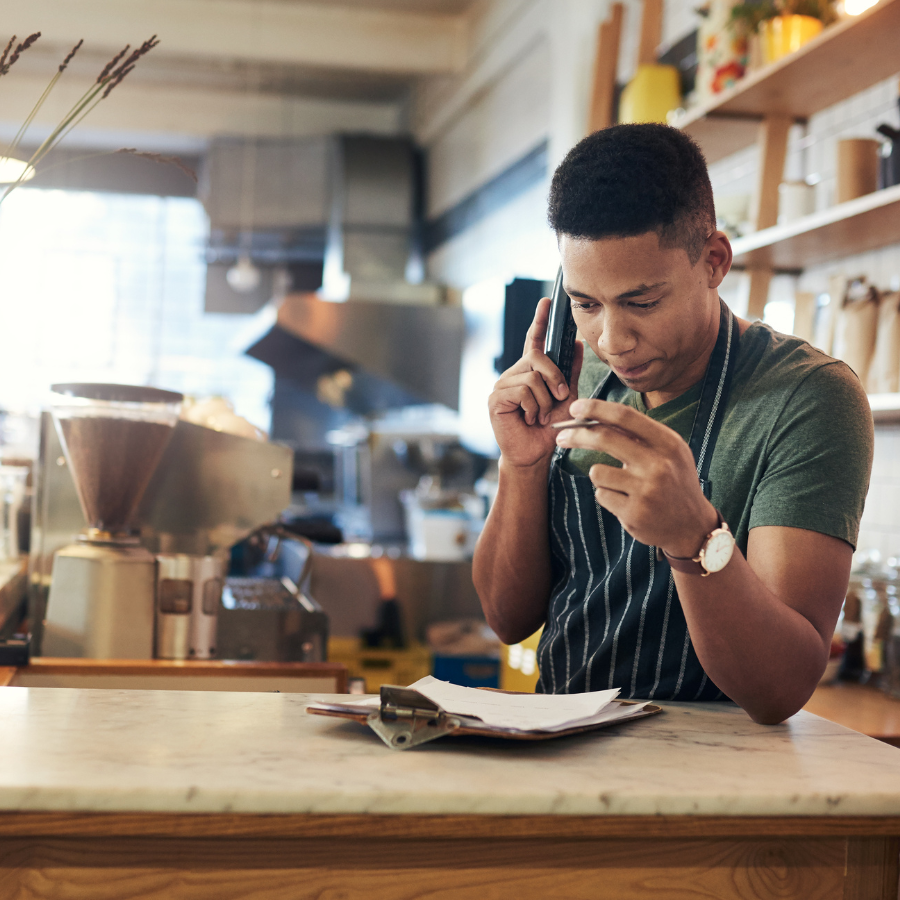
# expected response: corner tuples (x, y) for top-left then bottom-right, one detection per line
(2, 686), (900, 818)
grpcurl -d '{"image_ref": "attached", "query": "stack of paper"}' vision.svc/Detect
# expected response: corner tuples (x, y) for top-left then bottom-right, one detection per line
(320, 675), (653, 734)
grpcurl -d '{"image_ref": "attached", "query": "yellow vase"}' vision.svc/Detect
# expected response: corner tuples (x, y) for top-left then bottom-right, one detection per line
(761, 15), (824, 64)
(618, 64), (682, 125)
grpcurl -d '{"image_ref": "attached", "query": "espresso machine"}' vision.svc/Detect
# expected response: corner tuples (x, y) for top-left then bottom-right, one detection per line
(34, 383), (294, 660)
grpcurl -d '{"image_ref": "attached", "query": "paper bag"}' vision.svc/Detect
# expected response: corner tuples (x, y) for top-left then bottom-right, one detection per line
(813, 274), (846, 355)
(868, 291), (900, 394)
(833, 278), (879, 385)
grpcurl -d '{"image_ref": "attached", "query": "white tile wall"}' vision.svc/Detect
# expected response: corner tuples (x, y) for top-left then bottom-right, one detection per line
(428, 179), (558, 288)
(427, 37), (552, 217)
(858, 426), (900, 557)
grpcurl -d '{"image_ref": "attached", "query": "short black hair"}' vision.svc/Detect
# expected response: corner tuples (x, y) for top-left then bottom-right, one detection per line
(547, 124), (715, 264)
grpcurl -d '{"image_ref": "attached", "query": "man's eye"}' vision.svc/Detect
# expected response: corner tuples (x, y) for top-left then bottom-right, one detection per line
(631, 300), (660, 310)
(571, 301), (596, 310)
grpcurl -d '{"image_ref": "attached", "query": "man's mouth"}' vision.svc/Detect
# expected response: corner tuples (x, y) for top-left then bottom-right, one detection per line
(612, 359), (654, 380)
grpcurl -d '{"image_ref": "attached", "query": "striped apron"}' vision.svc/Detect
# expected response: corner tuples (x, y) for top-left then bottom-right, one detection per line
(536, 301), (739, 699)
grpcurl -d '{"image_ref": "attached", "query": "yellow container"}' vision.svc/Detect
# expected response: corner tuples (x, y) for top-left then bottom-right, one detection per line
(500, 628), (543, 693)
(761, 15), (823, 65)
(618, 64), (682, 125)
(327, 638), (432, 694)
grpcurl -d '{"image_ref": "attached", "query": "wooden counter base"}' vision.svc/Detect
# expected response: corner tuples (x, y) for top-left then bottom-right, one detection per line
(4, 691), (900, 900)
(1, 814), (897, 900)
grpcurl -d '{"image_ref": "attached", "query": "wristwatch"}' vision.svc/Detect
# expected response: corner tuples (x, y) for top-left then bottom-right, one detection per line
(663, 510), (735, 577)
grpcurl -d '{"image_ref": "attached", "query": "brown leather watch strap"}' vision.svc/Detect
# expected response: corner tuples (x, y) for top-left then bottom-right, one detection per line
(662, 510), (726, 575)
(664, 551), (706, 575)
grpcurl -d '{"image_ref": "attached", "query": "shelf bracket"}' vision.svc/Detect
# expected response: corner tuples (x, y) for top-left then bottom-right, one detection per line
(751, 114), (792, 232)
(745, 267), (773, 321)
(743, 115), (793, 319)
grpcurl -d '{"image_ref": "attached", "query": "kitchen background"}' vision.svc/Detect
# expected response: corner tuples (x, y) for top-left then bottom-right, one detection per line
(1, 1), (898, 565)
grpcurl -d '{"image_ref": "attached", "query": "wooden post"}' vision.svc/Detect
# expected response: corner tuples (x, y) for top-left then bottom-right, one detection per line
(751, 114), (792, 232)
(746, 268), (773, 321)
(637, 0), (664, 66)
(746, 114), (792, 320)
(587, 4), (623, 133)
(843, 837), (900, 900)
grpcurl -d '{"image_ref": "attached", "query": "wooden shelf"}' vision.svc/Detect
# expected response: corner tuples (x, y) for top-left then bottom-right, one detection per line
(804, 682), (900, 745)
(730, 182), (900, 271)
(676, 0), (900, 164)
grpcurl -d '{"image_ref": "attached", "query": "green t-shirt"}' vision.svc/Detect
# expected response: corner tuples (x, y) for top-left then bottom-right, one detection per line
(564, 321), (874, 553)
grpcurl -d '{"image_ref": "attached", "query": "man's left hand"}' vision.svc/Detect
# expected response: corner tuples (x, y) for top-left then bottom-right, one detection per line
(556, 398), (719, 558)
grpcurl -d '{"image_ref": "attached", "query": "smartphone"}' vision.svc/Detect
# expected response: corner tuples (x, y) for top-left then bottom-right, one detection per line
(544, 266), (578, 384)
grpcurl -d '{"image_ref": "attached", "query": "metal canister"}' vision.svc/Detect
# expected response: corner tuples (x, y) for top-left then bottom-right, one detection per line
(155, 555), (225, 659)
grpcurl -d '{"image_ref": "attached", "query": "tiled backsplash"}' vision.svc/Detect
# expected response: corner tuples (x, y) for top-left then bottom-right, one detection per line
(858, 425), (900, 559)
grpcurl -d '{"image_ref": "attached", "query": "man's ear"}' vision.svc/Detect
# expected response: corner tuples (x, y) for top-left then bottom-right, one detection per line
(704, 231), (733, 288)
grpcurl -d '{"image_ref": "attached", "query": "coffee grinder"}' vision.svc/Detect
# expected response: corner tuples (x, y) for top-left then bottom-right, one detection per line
(42, 384), (183, 659)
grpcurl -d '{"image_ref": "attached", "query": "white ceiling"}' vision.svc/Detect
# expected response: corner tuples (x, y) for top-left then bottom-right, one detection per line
(2, 0), (481, 149)
(6, 0), (480, 98)
(253, 0), (476, 11)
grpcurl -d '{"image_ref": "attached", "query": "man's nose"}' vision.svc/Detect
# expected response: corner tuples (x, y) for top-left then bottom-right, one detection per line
(598, 310), (637, 358)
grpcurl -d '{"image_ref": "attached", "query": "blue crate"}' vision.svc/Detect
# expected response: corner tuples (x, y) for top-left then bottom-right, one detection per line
(432, 655), (500, 688)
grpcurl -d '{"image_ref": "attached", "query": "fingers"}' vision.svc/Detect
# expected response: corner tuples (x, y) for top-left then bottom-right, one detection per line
(555, 421), (654, 469)
(594, 485), (628, 519)
(567, 398), (673, 447)
(523, 296), (552, 355)
(588, 462), (631, 495)
(499, 370), (557, 425)
(500, 348), (569, 403)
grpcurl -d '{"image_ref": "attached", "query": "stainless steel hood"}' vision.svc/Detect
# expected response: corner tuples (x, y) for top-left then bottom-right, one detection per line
(248, 293), (463, 410)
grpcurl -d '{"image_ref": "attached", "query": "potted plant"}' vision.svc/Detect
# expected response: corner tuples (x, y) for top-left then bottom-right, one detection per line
(730, 0), (837, 65)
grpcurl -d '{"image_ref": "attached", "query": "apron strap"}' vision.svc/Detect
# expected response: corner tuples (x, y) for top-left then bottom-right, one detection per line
(687, 300), (740, 496)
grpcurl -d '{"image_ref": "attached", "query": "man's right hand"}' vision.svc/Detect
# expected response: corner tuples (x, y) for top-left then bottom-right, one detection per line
(488, 296), (584, 470)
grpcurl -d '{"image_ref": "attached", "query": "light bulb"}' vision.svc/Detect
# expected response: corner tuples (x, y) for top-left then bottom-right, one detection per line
(0, 156), (35, 184)
(226, 254), (261, 293)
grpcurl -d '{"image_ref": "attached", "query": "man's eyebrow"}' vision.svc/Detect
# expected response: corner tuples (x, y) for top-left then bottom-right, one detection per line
(614, 281), (667, 300)
(565, 281), (668, 302)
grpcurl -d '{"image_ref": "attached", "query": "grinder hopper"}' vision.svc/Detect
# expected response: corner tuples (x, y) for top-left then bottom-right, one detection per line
(42, 384), (184, 660)
(49, 384), (183, 542)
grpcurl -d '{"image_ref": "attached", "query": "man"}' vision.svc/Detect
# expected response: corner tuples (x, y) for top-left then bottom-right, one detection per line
(473, 124), (873, 724)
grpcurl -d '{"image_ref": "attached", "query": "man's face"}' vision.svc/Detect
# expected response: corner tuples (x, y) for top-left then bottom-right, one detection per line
(559, 231), (721, 398)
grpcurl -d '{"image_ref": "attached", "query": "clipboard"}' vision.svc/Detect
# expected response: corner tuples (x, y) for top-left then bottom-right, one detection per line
(307, 685), (663, 750)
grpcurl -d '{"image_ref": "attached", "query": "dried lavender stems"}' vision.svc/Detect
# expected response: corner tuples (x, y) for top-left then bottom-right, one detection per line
(116, 149), (198, 184)
(0, 32), (160, 203)
(0, 33), (41, 76)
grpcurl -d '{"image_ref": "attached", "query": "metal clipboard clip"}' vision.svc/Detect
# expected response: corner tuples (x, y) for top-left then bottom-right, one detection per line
(367, 685), (462, 750)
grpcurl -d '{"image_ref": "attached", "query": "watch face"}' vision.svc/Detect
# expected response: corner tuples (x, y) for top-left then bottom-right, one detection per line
(702, 530), (735, 573)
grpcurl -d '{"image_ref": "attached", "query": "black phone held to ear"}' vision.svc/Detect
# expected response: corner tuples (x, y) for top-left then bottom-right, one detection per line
(544, 266), (578, 384)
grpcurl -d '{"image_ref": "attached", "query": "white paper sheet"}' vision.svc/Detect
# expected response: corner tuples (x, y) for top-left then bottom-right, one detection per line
(407, 676), (622, 732)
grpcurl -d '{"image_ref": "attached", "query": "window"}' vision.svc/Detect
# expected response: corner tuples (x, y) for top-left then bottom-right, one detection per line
(0, 187), (272, 431)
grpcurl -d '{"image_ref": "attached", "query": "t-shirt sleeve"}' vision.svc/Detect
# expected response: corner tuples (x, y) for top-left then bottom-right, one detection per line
(748, 360), (873, 548)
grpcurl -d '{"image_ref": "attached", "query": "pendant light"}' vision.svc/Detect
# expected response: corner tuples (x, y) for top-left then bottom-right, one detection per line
(226, 253), (261, 292)
(225, 86), (261, 294)
(0, 155), (35, 184)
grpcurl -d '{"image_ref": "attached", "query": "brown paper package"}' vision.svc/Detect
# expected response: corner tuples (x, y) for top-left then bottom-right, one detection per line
(868, 291), (900, 394)
(833, 279), (879, 385)
(836, 139), (880, 204)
